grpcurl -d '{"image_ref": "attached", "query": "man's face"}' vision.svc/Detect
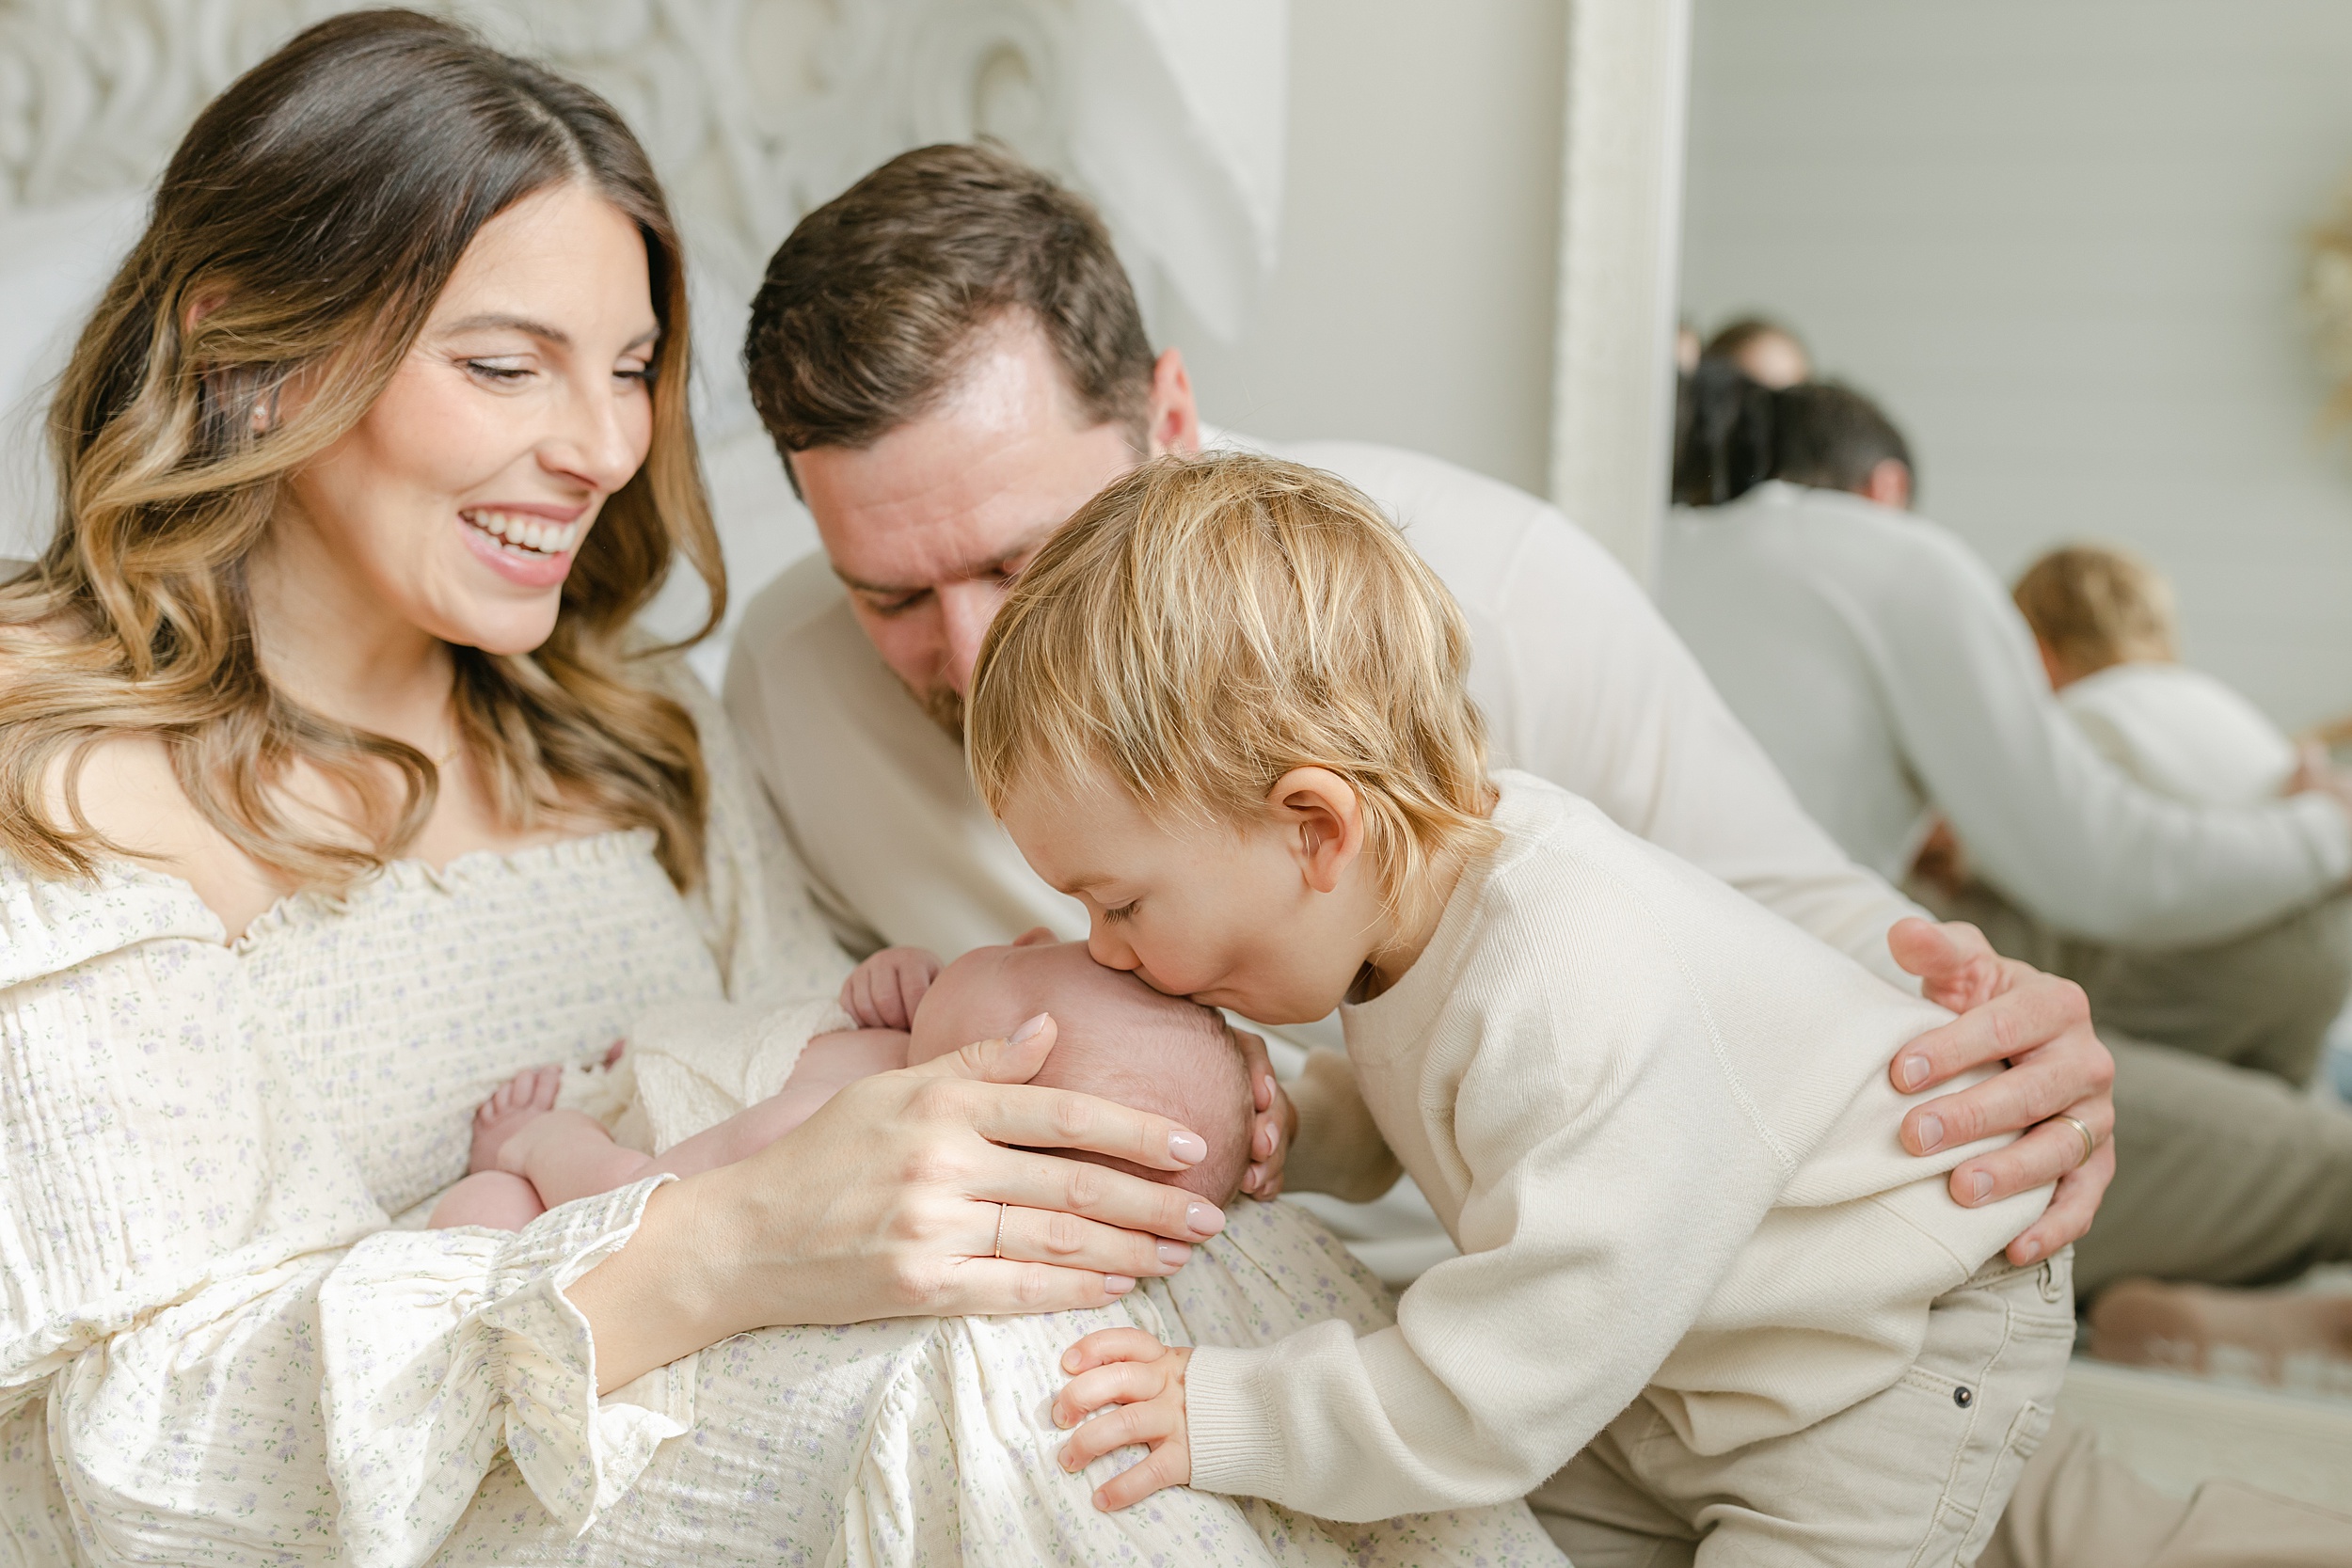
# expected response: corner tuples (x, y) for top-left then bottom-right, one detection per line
(793, 315), (1192, 737)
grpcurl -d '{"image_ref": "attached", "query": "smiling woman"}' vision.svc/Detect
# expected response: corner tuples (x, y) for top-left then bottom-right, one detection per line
(0, 14), (717, 919)
(0, 11), (1286, 1561)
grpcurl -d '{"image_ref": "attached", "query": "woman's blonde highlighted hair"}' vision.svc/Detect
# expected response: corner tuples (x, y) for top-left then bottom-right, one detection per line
(0, 10), (723, 891)
(968, 452), (1497, 933)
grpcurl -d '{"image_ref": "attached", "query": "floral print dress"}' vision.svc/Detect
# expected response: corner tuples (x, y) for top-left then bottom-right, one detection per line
(0, 682), (1557, 1567)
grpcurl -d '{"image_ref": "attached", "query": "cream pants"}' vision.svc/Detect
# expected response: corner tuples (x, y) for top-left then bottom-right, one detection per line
(1526, 1254), (2075, 1567)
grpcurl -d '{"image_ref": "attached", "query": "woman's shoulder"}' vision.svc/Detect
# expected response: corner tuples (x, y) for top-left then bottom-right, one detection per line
(0, 849), (228, 988)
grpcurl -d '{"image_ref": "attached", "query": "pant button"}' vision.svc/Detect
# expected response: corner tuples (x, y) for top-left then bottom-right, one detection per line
(1953, 1386), (1974, 1408)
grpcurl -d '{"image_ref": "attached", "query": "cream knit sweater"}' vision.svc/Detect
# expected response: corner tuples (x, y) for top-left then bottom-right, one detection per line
(1184, 772), (2048, 1522)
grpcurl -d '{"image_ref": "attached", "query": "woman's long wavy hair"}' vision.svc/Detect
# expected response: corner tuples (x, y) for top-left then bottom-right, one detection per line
(0, 9), (723, 892)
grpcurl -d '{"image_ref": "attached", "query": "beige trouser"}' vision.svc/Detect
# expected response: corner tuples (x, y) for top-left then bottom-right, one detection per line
(1912, 880), (2352, 1297)
(1981, 1410), (2352, 1567)
(1526, 1254), (2076, 1567)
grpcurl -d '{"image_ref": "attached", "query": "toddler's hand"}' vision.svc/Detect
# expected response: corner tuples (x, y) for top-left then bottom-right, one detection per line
(1052, 1328), (1193, 1510)
(841, 945), (942, 1031)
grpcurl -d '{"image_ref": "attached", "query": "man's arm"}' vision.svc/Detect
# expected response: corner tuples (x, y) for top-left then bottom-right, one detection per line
(1875, 526), (2350, 947)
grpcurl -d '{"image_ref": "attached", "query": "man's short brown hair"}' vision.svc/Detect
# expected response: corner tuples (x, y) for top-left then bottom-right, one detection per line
(743, 143), (1154, 459)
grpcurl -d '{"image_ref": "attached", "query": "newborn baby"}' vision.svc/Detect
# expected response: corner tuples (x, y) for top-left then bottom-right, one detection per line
(429, 929), (1253, 1231)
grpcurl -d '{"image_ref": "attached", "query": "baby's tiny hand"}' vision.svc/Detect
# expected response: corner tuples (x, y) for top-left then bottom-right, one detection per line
(841, 945), (942, 1031)
(1052, 1328), (1194, 1510)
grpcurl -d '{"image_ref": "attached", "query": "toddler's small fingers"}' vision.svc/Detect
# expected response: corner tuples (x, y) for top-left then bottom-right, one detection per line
(1057, 1400), (1174, 1472)
(1052, 1361), (1168, 1427)
(1060, 1326), (1164, 1373)
(1091, 1441), (1190, 1511)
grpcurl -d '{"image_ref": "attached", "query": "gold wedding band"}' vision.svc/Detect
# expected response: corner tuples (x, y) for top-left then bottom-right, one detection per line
(993, 1201), (1009, 1259)
(2050, 1114), (2098, 1170)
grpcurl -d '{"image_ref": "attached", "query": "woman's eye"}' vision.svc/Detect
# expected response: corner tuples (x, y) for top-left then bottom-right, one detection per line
(615, 362), (652, 387)
(465, 359), (532, 385)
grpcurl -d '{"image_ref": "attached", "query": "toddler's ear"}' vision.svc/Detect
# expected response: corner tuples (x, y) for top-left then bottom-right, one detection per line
(1013, 926), (1058, 948)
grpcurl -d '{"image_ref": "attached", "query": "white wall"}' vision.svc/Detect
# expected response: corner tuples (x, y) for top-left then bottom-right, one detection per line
(1680, 0), (2352, 727)
(1161, 0), (1567, 498)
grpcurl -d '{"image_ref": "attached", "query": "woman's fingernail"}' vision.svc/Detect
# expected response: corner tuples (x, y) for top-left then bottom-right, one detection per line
(1157, 1241), (1191, 1268)
(1915, 1113), (1945, 1151)
(2015, 1239), (2041, 1261)
(1169, 1130), (1208, 1164)
(1969, 1171), (1994, 1204)
(1900, 1055), (1931, 1090)
(1186, 1201), (1224, 1238)
(1012, 1012), (1050, 1044)
(1104, 1274), (1136, 1294)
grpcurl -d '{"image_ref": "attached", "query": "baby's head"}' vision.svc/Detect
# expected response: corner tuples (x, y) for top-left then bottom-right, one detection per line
(964, 451), (1499, 1030)
(2012, 543), (2176, 689)
(907, 934), (1252, 1203)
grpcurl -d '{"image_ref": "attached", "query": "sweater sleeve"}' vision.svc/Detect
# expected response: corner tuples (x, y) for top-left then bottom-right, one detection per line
(1, 866), (685, 1564)
(1482, 510), (1924, 987)
(1853, 528), (2349, 945)
(1182, 866), (1799, 1520)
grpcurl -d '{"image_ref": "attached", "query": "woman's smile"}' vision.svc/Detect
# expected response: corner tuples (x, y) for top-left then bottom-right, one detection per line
(457, 500), (592, 588)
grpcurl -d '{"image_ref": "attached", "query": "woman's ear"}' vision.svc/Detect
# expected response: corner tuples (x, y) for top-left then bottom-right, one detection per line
(1267, 767), (1364, 895)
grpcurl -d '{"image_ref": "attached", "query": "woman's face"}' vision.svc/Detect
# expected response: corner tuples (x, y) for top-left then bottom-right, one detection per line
(278, 182), (660, 657)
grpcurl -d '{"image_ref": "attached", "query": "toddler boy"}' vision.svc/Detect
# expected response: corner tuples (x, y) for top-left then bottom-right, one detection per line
(2014, 543), (2300, 807)
(966, 451), (2074, 1566)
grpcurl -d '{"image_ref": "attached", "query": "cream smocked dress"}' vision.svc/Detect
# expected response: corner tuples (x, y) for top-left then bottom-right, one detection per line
(0, 678), (1558, 1568)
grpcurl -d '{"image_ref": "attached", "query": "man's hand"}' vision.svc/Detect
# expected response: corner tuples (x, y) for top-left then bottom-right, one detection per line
(1233, 1030), (1299, 1197)
(1886, 918), (2116, 1264)
(1053, 1329), (1194, 1510)
(840, 945), (943, 1030)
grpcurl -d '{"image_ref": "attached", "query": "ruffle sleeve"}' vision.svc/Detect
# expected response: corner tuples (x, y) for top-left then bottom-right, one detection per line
(1, 863), (686, 1564)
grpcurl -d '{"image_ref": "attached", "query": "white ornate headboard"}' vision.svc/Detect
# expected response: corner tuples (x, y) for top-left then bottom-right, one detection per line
(0, 0), (1288, 661)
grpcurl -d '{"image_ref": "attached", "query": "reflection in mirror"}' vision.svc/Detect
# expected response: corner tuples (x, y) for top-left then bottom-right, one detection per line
(1667, 0), (2352, 1512)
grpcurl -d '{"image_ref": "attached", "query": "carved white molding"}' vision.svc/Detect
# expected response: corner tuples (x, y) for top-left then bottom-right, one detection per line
(1548, 0), (1691, 586)
(0, 0), (1287, 576)
(0, 0), (1286, 428)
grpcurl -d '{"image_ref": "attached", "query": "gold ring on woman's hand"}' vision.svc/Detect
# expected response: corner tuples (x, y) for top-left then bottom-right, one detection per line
(2049, 1113), (2098, 1170)
(993, 1201), (1009, 1259)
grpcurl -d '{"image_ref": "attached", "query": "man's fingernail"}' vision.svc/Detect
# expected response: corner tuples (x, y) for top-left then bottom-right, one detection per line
(1169, 1130), (1208, 1164)
(1915, 1113), (1945, 1151)
(1969, 1171), (1994, 1204)
(1011, 1012), (1049, 1044)
(1186, 1201), (1225, 1237)
(1157, 1242), (1191, 1267)
(1104, 1274), (1136, 1294)
(1900, 1055), (1931, 1090)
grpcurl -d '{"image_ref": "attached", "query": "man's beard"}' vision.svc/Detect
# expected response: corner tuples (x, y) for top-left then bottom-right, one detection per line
(903, 675), (965, 745)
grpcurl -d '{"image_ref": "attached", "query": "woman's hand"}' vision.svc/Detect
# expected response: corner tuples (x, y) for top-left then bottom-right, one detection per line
(1233, 1029), (1298, 1197)
(1885, 917), (2117, 1265)
(568, 1014), (1230, 1390)
(1053, 1328), (1194, 1510)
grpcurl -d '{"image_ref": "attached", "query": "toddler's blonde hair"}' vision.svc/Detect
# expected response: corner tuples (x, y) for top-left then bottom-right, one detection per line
(2012, 544), (2177, 680)
(968, 452), (1499, 935)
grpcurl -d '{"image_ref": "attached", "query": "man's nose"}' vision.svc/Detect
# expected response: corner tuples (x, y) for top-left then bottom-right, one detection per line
(938, 578), (1010, 696)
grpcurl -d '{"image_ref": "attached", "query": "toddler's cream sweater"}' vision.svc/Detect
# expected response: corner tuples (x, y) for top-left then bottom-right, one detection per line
(1184, 771), (2048, 1522)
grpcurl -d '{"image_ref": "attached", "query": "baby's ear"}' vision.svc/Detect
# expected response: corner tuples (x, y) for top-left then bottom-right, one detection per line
(1012, 926), (1058, 948)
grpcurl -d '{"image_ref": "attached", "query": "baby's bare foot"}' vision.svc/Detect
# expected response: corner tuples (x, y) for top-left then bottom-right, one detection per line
(469, 1064), (564, 1176)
